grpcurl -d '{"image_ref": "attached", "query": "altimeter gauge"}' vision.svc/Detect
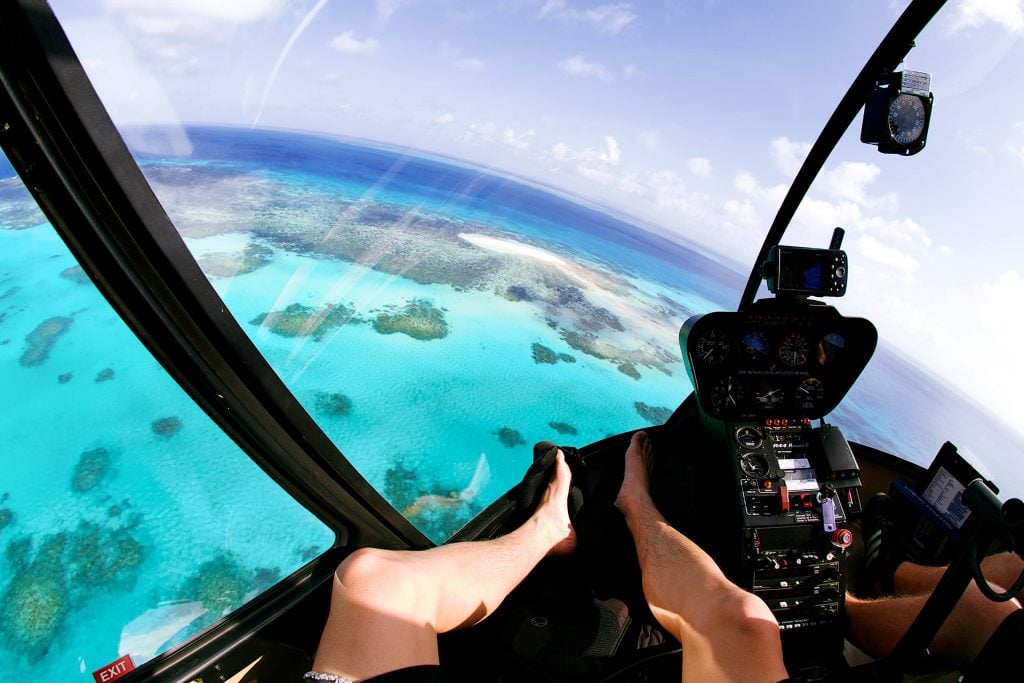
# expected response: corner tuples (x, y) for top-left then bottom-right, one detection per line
(795, 377), (825, 411)
(888, 93), (926, 147)
(696, 329), (731, 364)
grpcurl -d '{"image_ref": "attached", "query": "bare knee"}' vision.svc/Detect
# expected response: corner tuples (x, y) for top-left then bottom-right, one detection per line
(334, 548), (435, 622)
(696, 586), (782, 652)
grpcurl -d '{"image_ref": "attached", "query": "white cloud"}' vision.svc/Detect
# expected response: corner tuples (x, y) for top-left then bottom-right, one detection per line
(856, 235), (920, 283)
(435, 112), (456, 125)
(734, 170), (787, 206)
(330, 31), (380, 56)
(940, 244), (954, 254)
(539, 0), (637, 35)
(503, 127), (535, 150)
(950, 0), (1024, 32)
(721, 198), (759, 231)
(558, 54), (611, 80)
(979, 270), (1024, 331)
(460, 121), (498, 143)
(819, 161), (898, 209)
(600, 136), (621, 165)
(552, 141), (574, 161)
(770, 136), (812, 177)
(687, 157), (711, 177)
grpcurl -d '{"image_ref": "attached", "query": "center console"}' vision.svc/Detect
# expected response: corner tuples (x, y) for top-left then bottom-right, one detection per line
(681, 300), (877, 679)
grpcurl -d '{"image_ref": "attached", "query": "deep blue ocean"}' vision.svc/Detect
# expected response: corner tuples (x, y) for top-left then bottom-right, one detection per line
(1, 126), (1021, 681)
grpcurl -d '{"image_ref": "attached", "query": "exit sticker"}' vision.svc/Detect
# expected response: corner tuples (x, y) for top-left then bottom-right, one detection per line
(92, 654), (135, 682)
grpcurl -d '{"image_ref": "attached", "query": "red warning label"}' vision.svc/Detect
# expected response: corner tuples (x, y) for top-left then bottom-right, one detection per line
(92, 654), (135, 682)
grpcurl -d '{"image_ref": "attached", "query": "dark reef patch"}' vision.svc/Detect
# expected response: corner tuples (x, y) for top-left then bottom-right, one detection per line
(95, 368), (115, 383)
(198, 243), (275, 278)
(314, 391), (352, 416)
(0, 537), (70, 660)
(20, 316), (73, 367)
(181, 554), (249, 620)
(152, 416), (183, 438)
(372, 299), (449, 341)
(617, 363), (641, 381)
(531, 342), (558, 364)
(548, 422), (578, 436)
(299, 545), (322, 562)
(0, 507), (13, 533)
(251, 302), (354, 341)
(71, 447), (111, 493)
(1, 285), (21, 300)
(57, 372), (72, 384)
(60, 266), (90, 285)
(68, 521), (144, 590)
(383, 459), (480, 544)
(634, 402), (674, 425)
(495, 427), (526, 448)
(531, 342), (576, 365)
(505, 285), (536, 302)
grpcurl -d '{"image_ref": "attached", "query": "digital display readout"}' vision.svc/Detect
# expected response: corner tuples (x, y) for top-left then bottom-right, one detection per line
(783, 468), (820, 492)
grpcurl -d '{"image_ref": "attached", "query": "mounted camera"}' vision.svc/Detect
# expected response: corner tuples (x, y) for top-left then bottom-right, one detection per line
(763, 228), (847, 297)
(861, 70), (933, 156)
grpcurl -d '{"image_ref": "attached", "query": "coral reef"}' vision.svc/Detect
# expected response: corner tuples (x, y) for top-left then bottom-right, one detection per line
(548, 422), (578, 436)
(634, 402), (674, 425)
(95, 368), (115, 383)
(0, 507), (12, 533)
(314, 391), (352, 416)
(181, 554), (249, 618)
(60, 266), (90, 285)
(531, 342), (558, 364)
(495, 427), (526, 448)
(57, 372), (72, 384)
(299, 545), (321, 562)
(152, 416), (183, 438)
(20, 316), (73, 367)
(198, 243), (275, 278)
(0, 535), (70, 660)
(250, 302), (353, 341)
(1, 285), (21, 300)
(372, 299), (449, 341)
(71, 447), (111, 493)
(617, 363), (641, 381)
(68, 522), (144, 590)
(505, 285), (536, 302)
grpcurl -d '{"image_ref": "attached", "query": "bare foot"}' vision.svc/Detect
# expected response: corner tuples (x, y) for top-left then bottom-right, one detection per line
(615, 431), (654, 516)
(534, 450), (577, 556)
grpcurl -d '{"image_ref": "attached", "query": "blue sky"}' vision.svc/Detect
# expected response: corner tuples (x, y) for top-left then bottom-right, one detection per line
(47, 0), (1024, 432)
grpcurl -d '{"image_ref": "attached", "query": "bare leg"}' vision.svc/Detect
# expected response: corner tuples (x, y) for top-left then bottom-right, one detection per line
(312, 450), (576, 682)
(846, 583), (1018, 671)
(891, 557), (1024, 598)
(615, 431), (790, 683)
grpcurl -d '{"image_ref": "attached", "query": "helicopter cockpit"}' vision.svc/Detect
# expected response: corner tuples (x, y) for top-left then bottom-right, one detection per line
(3, 0), (1024, 682)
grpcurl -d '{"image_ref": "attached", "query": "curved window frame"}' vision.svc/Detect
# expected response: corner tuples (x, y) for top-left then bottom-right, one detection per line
(1, 0), (429, 676)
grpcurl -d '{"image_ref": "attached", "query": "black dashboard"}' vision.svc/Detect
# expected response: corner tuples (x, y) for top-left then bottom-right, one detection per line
(680, 301), (877, 421)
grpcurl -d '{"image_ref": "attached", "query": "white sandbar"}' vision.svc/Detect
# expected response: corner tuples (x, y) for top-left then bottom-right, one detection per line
(459, 233), (567, 266)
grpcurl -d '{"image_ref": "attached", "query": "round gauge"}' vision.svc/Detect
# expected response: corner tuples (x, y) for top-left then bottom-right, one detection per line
(754, 385), (785, 410)
(735, 426), (763, 449)
(779, 332), (810, 366)
(817, 333), (845, 365)
(695, 329), (731, 364)
(888, 93), (927, 146)
(795, 377), (825, 410)
(740, 453), (770, 478)
(710, 375), (744, 412)
(741, 331), (771, 360)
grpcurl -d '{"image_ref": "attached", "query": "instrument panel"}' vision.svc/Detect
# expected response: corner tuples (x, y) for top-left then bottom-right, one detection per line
(680, 302), (877, 421)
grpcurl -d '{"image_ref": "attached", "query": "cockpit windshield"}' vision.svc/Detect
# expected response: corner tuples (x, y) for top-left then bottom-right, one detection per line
(38, 0), (1024, 530)
(2, 2), (1024, 677)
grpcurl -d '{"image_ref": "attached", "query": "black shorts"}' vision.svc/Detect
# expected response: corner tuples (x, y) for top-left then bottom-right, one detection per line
(962, 608), (1024, 682)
